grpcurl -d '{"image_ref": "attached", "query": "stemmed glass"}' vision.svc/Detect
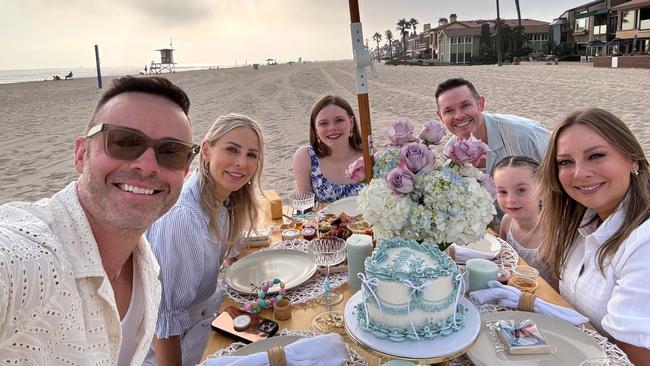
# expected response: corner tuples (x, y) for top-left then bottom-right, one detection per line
(288, 192), (315, 218)
(307, 237), (347, 309)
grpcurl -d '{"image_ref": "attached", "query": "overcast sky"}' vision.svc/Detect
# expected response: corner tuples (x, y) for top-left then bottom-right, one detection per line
(1, 0), (589, 70)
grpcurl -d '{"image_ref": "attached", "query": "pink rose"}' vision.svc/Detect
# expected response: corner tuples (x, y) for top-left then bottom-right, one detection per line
(345, 156), (366, 182)
(386, 118), (417, 146)
(418, 120), (446, 145)
(480, 174), (497, 199)
(400, 143), (436, 174)
(444, 135), (490, 165)
(386, 163), (415, 194)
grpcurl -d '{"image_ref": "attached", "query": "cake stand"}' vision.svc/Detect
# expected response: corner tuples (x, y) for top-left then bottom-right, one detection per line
(344, 292), (480, 366)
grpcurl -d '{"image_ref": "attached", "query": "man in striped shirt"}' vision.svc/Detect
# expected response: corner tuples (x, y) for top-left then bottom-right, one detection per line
(435, 77), (550, 175)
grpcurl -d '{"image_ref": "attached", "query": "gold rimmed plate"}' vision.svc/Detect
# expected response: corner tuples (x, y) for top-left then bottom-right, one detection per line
(225, 249), (317, 294)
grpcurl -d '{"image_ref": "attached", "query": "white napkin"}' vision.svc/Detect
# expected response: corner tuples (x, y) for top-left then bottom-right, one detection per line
(469, 280), (589, 325)
(449, 243), (497, 262)
(201, 333), (350, 366)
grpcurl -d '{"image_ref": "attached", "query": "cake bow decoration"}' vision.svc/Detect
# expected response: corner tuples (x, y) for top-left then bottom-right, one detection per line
(469, 281), (589, 325)
(347, 118), (496, 251)
(451, 271), (466, 326)
(357, 272), (382, 327)
(202, 333), (350, 366)
(402, 279), (432, 340)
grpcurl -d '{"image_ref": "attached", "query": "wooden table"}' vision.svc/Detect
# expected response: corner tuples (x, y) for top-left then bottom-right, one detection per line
(201, 207), (574, 365)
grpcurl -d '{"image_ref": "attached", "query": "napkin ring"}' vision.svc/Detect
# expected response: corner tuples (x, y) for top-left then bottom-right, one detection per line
(448, 245), (456, 260)
(519, 292), (537, 312)
(273, 299), (292, 321)
(267, 345), (287, 366)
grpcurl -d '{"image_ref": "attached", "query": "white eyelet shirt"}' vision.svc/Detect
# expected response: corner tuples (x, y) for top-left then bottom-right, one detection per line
(0, 182), (161, 365)
(560, 206), (650, 348)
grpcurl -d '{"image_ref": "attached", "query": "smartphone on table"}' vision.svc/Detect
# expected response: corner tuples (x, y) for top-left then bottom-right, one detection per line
(211, 306), (279, 344)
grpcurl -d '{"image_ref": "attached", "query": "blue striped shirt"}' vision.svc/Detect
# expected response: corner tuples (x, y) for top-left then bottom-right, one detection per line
(445, 112), (550, 175)
(146, 171), (235, 338)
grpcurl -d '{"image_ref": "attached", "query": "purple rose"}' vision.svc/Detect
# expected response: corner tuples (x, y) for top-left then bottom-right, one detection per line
(386, 118), (417, 146)
(480, 174), (497, 199)
(345, 156), (366, 182)
(386, 164), (415, 194)
(444, 135), (490, 165)
(400, 143), (436, 174)
(418, 120), (446, 145)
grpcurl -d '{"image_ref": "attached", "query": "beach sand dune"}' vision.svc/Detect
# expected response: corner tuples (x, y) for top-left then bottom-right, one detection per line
(1, 60), (648, 204)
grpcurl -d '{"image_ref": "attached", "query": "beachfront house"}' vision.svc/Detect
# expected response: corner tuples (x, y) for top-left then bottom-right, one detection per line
(435, 15), (549, 64)
(551, 0), (650, 55)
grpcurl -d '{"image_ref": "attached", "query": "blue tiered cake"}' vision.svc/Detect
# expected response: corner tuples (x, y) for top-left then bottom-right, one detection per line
(355, 237), (466, 342)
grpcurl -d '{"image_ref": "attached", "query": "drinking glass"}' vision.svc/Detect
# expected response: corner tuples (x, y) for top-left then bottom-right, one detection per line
(308, 237), (347, 309)
(579, 358), (633, 366)
(288, 192), (315, 218)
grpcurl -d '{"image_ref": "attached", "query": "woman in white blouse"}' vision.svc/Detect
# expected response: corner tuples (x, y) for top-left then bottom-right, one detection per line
(144, 113), (264, 365)
(539, 108), (650, 364)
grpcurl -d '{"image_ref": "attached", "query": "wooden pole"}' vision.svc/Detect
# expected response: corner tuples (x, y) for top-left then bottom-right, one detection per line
(349, 0), (374, 183)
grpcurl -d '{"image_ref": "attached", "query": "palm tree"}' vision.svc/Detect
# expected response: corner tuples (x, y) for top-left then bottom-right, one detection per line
(373, 32), (383, 62)
(438, 17), (448, 25)
(397, 18), (411, 59)
(515, 0), (522, 28)
(385, 29), (394, 60)
(496, 0), (502, 66)
(409, 18), (419, 36)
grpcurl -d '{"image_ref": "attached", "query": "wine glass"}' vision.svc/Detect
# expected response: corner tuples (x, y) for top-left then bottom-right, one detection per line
(307, 237), (347, 309)
(288, 192), (315, 219)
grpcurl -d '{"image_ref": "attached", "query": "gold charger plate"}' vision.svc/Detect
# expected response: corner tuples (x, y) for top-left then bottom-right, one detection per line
(225, 249), (317, 294)
(467, 311), (606, 366)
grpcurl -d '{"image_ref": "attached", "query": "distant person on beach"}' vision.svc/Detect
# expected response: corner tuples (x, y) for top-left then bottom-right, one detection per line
(65, 71), (73, 80)
(292, 94), (365, 203)
(0, 76), (199, 364)
(435, 78), (550, 175)
(52, 74), (61, 80)
(539, 108), (650, 363)
(144, 113), (264, 365)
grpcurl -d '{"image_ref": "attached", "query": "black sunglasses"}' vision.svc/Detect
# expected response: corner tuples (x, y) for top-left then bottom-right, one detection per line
(86, 123), (200, 170)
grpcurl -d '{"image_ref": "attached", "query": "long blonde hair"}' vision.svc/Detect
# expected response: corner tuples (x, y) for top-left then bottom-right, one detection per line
(198, 113), (264, 246)
(539, 108), (650, 278)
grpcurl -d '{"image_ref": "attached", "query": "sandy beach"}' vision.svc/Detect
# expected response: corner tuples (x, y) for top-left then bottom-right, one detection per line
(1, 60), (649, 204)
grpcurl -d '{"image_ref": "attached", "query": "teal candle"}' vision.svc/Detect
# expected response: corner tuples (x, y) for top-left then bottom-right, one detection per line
(346, 234), (373, 291)
(466, 258), (498, 293)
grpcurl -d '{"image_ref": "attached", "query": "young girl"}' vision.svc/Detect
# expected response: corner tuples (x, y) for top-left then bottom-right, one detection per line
(493, 155), (554, 288)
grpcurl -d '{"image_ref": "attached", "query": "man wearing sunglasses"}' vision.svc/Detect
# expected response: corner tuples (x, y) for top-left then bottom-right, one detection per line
(0, 76), (198, 364)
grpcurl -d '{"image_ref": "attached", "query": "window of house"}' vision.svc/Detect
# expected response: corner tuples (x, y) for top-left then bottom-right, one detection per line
(450, 37), (457, 44)
(450, 53), (457, 63)
(465, 36), (473, 44)
(608, 16), (618, 33)
(621, 11), (635, 30)
(576, 17), (588, 31)
(640, 8), (650, 29)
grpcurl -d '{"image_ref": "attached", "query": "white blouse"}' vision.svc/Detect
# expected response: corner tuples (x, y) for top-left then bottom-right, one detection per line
(560, 207), (650, 348)
(0, 182), (161, 365)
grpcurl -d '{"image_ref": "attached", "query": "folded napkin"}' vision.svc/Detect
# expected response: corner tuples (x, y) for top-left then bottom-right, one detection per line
(448, 243), (498, 262)
(469, 280), (589, 325)
(202, 333), (350, 366)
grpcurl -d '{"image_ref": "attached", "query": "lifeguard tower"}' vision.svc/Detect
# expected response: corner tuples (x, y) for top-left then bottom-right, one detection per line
(150, 40), (176, 74)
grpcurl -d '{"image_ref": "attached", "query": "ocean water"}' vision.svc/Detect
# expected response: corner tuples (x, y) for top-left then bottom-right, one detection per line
(0, 65), (221, 85)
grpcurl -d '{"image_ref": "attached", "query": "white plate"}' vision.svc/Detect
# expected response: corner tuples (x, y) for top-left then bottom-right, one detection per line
(465, 233), (501, 256)
(231, 335), (302, 355)
(324, 196), (358, 216)
(225, 249), (317, 294)
(467, 311), (606, 366)
(344, 292), (481, 360)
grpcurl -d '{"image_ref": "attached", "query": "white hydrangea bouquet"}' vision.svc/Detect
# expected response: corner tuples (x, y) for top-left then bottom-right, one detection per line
(345, 118), (496, 251)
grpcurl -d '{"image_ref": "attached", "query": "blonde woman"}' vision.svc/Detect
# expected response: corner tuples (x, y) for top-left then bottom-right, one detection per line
(539, 108), (650, 364)
(144, 113), (264, 366)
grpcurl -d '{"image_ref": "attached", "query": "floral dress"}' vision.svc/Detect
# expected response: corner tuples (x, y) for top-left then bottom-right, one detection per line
(308, 145), (364, 203)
